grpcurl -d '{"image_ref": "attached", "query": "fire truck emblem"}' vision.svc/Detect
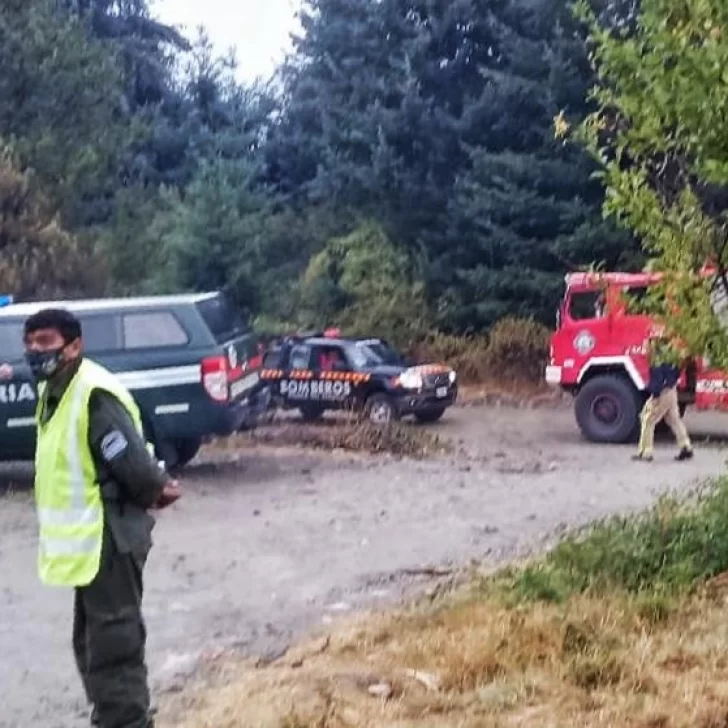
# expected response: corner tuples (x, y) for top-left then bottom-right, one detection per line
(573, 330), (596, 355)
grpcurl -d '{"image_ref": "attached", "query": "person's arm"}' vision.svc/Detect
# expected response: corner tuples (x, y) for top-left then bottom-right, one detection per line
(87, 390), (172, 510)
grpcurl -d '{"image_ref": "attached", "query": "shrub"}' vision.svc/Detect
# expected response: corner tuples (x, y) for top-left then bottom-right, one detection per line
(410, 333), (490, 384)
(411, 317), (550, 386)
(298, 221), (432, 347)
(483, 316), (550, 384)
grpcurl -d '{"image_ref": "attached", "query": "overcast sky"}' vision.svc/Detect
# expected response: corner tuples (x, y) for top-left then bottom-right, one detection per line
(151, 0), (301, 83)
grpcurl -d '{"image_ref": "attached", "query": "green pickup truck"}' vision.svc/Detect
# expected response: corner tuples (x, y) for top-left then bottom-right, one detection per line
(0, 292), (264, 468)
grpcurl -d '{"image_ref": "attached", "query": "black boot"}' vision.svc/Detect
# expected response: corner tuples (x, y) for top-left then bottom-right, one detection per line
(675, 447), (694, 461)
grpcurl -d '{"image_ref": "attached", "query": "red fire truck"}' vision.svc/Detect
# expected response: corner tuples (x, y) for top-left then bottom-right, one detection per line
(546, 269), (728, 443)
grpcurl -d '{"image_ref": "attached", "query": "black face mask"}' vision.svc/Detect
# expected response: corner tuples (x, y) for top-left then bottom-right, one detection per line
(25, 348), (65, 381)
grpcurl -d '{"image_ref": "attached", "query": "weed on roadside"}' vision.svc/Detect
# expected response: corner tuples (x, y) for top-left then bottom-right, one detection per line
(215, 418), (453, 459)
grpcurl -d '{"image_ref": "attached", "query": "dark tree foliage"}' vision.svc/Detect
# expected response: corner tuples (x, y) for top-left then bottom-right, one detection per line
(1, 0), (640, 337)
(268, 0), (640, 330)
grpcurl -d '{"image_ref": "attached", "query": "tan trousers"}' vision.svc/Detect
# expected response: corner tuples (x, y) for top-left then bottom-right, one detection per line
(637, 386), (691, 456)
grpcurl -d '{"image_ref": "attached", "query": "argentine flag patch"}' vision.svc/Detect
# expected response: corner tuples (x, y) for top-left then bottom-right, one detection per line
(100, 430), (129, 462)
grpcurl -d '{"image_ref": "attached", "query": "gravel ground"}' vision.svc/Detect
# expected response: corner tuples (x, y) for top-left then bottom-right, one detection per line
(1, 403), (728, 728)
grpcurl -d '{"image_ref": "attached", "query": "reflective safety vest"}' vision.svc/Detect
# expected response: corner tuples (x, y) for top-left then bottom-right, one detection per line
(34, 359), (147, 587)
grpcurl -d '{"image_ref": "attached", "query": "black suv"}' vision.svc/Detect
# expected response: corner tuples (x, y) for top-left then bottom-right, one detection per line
(0, 292), (264, 467)
(260, 332), (458, 423)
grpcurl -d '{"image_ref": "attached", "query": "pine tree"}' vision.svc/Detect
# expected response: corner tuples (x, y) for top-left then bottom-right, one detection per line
(272, 0), (640, 331)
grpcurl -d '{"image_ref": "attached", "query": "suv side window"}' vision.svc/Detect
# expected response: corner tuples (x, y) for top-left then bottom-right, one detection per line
(312, 345), (348, 371)
(0, 321), (24, 362)
(568, 291), (604, 320)
(289, 344), (311, 370)
(262, 346), (284, 369)
(79, 314), (121, 353)
(123, 311), (188, 349)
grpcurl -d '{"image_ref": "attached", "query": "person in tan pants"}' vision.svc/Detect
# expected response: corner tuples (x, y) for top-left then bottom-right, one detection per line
(633, 340), (693, 462)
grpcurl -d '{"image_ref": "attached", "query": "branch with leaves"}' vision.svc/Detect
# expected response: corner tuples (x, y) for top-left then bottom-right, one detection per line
(556, 0), (728, 366)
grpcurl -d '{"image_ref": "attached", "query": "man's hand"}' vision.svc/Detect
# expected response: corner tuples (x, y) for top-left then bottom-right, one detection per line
(153, 479), (182, 510)
(0, 363), (12, 380)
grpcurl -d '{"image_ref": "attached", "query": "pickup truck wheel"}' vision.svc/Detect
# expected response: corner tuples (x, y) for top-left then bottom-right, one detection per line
(575, 375), (640, 444)
(365, 393), (399, 425)
(414, 407), (446, 424)
(299, 404), (325, 422)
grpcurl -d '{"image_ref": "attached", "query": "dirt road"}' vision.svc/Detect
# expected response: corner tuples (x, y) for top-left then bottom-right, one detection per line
(2, 403), (727, 727)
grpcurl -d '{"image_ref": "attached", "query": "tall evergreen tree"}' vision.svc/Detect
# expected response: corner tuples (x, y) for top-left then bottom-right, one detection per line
(271, 0), (640, 331)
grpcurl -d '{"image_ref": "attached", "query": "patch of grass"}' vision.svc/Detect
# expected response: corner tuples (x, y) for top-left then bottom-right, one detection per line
(493, 479), (728, 603)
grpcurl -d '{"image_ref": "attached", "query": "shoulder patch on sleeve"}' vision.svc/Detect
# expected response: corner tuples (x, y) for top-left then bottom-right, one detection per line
(100, 430), (129, 462)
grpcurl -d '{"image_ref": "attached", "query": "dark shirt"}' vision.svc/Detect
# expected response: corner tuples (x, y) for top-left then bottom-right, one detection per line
(647, 363), (680, 397)
(41, 358), (168, 552)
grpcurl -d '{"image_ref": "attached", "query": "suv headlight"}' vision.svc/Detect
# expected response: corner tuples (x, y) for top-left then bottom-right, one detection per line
(448, 370), (457, 384)
(399, 369), (423, 389)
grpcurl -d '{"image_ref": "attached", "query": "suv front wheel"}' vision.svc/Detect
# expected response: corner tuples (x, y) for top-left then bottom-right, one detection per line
(414, 406), (446, 424)
(575, 374), (640, 443)
(299, 404), (325, 422)
(365, 393), (399, 425)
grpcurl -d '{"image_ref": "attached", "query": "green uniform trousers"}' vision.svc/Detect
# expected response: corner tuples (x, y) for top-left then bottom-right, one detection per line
(73, 527), (153, 728)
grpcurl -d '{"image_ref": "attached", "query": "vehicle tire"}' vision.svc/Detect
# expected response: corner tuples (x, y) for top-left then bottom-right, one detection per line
(173, 437), (202, 468)
(242, 387), (274, 430)
(156, 437), (202, 471)
(575, 375), (640, 444)
(365, 393), (399, 425)
(414, 407), (446, 424)
(299, 404), (325, 422)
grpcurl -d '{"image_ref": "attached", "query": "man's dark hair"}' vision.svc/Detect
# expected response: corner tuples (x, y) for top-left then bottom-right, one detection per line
(24, 308), (82, 344)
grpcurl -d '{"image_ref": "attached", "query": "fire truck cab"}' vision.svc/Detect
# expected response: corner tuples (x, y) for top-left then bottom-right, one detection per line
(546, 270), (728, 443)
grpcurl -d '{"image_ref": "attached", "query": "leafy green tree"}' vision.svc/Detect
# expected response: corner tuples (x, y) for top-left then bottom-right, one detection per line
(145, 158), (271, 314)
(567, 0), (728, 365)
(299, 222), (431, 346)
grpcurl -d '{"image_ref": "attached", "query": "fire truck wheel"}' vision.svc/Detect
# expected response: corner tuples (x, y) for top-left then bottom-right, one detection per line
(575, 375), (640, 444)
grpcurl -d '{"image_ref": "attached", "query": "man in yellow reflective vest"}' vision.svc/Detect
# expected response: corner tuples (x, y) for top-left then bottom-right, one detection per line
(24, 308), (181, 728)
